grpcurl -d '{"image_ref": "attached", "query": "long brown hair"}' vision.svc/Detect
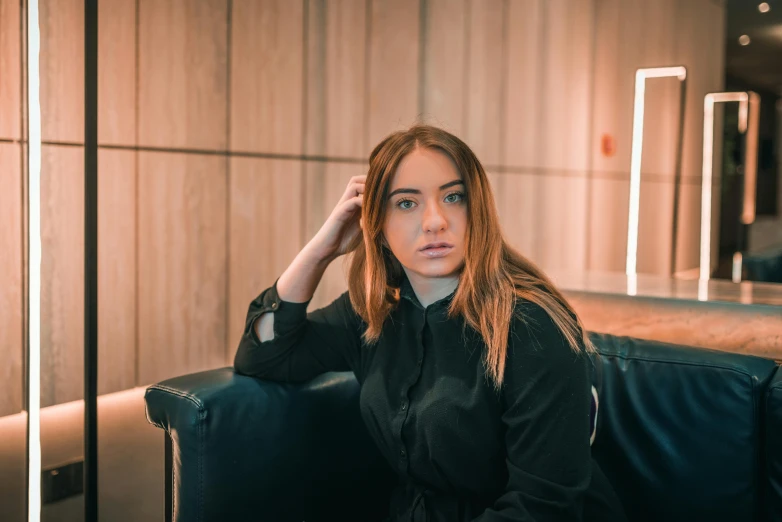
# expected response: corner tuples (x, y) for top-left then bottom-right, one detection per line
(346, 124), (594, 391)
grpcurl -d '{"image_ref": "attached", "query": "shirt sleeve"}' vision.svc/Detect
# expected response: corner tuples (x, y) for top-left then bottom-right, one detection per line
(471, 302), (592, 522)
(233, 279), (364, 383)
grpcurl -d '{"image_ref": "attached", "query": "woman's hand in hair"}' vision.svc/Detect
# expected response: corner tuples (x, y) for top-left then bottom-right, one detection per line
(308, 175), (365, 263)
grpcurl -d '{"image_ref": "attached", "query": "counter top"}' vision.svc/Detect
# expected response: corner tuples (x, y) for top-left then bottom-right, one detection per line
(546, 269), (782, 308)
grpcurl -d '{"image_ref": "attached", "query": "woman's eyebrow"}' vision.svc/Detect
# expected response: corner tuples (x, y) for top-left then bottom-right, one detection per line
(387, 179), (464, 199)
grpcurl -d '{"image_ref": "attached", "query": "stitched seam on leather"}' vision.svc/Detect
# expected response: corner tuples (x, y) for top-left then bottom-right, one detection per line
(198, 409), (203, 522)
(603, 353), (762, 380)
(148, 384), (205, 409)
(172, 432), (177, 522)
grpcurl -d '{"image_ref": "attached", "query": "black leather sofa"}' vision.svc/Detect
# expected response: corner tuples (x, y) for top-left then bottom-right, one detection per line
(144, 332), (782, 522)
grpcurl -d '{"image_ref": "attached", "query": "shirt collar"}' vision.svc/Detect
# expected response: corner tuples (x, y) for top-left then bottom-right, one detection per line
(399, 272), (458, 310)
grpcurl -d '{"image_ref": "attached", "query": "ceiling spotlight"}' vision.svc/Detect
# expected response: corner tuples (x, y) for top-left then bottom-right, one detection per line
(759, 2), (771, 13)
(739, 34), (751, 46)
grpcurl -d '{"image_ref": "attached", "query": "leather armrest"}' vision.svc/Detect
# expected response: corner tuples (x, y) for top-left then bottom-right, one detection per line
(144, 368), (394, 522)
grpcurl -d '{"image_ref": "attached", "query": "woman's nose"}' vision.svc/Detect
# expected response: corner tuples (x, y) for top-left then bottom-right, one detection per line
(422, 202), (447, 233)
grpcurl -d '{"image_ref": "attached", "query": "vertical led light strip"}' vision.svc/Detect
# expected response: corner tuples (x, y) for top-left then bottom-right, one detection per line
(27, 0), (42, 520)
(626, 66), (687, 296)
(699, 92), (757, 298)
(741, 92), (760, 226)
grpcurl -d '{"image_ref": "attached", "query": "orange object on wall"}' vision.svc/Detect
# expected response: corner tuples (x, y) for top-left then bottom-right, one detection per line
(601, 134), (616, 157)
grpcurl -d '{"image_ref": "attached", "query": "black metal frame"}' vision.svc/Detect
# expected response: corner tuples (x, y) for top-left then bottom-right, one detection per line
(670, 78), (688, 276)
(84, 1), (99, 521)
(165, 433), (173, 522)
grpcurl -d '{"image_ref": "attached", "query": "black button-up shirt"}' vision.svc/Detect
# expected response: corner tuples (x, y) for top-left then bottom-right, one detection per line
(234, 275), (626, 522)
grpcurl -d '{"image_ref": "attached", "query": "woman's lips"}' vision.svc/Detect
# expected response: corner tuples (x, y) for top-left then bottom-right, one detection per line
(419, 246), (453, 258)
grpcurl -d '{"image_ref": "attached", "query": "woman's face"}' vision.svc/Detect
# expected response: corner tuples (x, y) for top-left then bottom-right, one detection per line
(382, 147), (467, 281)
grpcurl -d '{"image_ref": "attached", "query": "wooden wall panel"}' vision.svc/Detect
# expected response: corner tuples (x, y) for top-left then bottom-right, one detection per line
(421, 0), (468, 137)
(539, 0), (593, 173)
(673, 0), (726, 273)
(305, 0), (367, 158)
(587, 177), (629, 273)
(465, 0), (504, 166)
(504, 0), (544, 168)
(40, 145), (84, 407)
(304, 161), (366, 310)
(97, 150), (137, 395)
(487, 172), (539, 263)
(0, 0), (21, 139)
(98, 0), (137, 145)
(231, 0), (303, 154)
(137, 153), (228, 385)
(227, 158), (304, 362)
(138, 0), (228, 150)
(0, 144), (23, 417)
(39, 0), (83, 143)
(367, 0), (420, 148)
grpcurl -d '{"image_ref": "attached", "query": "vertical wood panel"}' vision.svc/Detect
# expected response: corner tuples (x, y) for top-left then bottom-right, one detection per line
(674, 0), (726, 272)
(138, 0), (228, 149)
(465, 0), (504, 165)
(421, 0), (468, 137)
(98, 150), (137, 395)
(138, 152), (228, 385)
(305, 0), (367, 158)
(0, 0), (21, 139)
(488, 172), (539, 263)
(39, 0), (84, 143)
(367, 0), (420, 147)
(41, 145), (84, 407)
(504, 0), (544, 168)
(98, 0), (137, 145)
(228, 158), (304, 362)
(536, 174), (589, 271)
(304, 161), (366, 310)
(231, 0), (303, 154)
(587, 176), (629, 273)
(540, 0), (593, 172)
(0, 144), (23, 416)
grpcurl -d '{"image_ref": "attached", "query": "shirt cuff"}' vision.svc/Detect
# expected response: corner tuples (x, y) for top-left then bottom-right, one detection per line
(249, 279), (311, 340)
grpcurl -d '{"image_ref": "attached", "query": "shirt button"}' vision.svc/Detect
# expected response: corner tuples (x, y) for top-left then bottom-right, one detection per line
(400, 449), (406, 457)
(400, 402), (407, 411)
(270, 302), (278, 310)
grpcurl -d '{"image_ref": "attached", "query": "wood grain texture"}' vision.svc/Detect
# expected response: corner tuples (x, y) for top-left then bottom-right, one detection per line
(305, 0), (367, 158)
(673, 0), (726, 273)
(40, 145), (84, 407)
(227, 157), (304, 363)
(421, 0), (468, 137)
(504, 0), (544, 168)
(539, 0), (593, 173)
(567, 291), (782, 361)
(304, 161), (366, 310)
(488, 171), (540, 264)
(137, 152), (228, 385)
(367, 0), (420, 148)
(0, 0), (21, 140)
(231, 0), (303, 154)
(39, 0), (84, 143)
(98, 0), (137, 145)
(465, 0), (504, 166)
(138, 0), (228, 150)
(97, 150), (137, 395)
(0, 144), (24, 416)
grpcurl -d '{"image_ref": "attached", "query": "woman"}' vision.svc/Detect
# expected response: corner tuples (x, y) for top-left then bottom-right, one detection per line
(234, 125), (627, 521)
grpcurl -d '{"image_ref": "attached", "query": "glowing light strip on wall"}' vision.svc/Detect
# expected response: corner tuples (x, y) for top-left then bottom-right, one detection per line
(699, 92), (759, 298)
(27, 0), (42, 520)
(626, 66), (687, 296)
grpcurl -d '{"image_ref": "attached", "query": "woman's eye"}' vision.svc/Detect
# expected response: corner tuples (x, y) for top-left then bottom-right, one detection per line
(445, 192), (464, 203)
(396, 193), (463, 209)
